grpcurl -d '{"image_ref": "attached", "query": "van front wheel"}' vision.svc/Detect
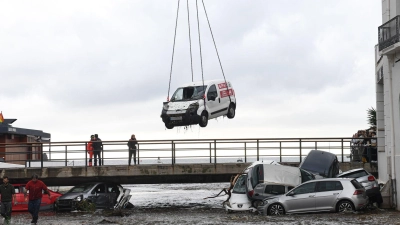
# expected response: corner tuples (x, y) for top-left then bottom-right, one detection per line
(199, 112), (208, 127)
(165, 123), (174, 129)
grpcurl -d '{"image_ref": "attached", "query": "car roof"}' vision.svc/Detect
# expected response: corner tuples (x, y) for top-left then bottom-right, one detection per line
(337, 168), (368, 176)
(302, 177), (354, 183)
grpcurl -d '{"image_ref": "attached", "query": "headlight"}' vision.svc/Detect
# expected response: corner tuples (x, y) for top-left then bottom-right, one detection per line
(163, 103), (169, 111)
(74, 195), (83, 201)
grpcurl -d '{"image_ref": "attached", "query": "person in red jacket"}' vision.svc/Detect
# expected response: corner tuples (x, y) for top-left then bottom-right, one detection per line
(87, 135), (94, 166)
(24, 174), (50, 225)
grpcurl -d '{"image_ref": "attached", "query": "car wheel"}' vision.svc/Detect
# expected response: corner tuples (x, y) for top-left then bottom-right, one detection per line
(199, 111), (208, 127)
(165, 123), (174, 129)
(268, 203), (285, 216)
(227, 104), (235, 119)
(252, 200), (262, 208)
(337, 200), (354, 212)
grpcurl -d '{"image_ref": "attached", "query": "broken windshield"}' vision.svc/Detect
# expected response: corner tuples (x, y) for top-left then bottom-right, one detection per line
(232, 174), (247, 194)
(170, 85), (207, 102)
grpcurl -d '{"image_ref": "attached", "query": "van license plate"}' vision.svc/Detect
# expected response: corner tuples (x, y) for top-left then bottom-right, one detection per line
(170, 116), (182, 121)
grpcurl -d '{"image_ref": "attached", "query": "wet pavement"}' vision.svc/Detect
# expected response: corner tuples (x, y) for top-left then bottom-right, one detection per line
(4, 206), (400, 225)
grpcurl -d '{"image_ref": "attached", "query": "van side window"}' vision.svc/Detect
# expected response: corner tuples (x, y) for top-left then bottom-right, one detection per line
(207, 85), (218, 101)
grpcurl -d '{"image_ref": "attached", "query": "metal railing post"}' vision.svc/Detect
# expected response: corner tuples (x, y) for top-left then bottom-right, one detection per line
(209, 143), (212, 163)
(40, 143), (43, 169)
(315, 141), (317, 150)
(85, 142), (87, 168)
(341, 139), (344, 162)
(137, 144), (140, 165)
(299, 139), (302, 163)
(65, 145), (67, 167)
(257, 139), (259, 161)
(279, 142), (282, 162)
(214, 140), (217, 164)
(244, 142), (247, 163)
(171, 141), (174, 165)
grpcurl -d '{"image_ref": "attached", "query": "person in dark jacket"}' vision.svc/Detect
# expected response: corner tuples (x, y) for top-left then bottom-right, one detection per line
(92, 134), (103, 166)
(127, 134), (138, 165)
(0, 176), (16, 224)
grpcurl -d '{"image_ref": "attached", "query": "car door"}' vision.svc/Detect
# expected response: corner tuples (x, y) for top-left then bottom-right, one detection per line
(107, 184), (120, 207)
(89, 184), (111, 208)
(314, 181), (343, 211)
(284, 182), (316, 213)
(206, 84), (223, 119)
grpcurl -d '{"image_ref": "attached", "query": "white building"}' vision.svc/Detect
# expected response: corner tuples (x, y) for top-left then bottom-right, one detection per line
(376, 0), (400, 211)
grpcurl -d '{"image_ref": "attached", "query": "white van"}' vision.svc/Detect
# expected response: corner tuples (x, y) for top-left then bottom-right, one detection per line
(161, 79), (236, 129)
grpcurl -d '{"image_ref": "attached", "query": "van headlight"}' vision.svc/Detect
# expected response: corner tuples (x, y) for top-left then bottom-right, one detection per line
(187, 103), (199, 113)
(74, 195), (83, 201)
(163, 103), (169, 111)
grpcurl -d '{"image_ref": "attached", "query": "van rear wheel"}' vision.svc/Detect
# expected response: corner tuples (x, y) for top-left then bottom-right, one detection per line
(199, 112), (208, 127)
(227, 104), (235, 119)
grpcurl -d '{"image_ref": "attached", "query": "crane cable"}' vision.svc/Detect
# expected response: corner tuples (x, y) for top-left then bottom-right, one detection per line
(196, 0), (206, 111)
(201, 0), (232, 104)
(167, 0), (181, 102)
(187, 0), (194, 82)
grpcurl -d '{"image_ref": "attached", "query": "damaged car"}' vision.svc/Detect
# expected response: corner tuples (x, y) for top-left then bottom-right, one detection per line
(55, 182), (132, 211)
(161, 79), (236, 129)
(299, 150), (340, 178)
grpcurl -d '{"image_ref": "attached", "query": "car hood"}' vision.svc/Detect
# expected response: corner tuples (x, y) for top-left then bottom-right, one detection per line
(58, 192), (83, 200)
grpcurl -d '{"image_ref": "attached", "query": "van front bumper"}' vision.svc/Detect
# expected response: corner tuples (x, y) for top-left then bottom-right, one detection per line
(161, 109), (201, 127)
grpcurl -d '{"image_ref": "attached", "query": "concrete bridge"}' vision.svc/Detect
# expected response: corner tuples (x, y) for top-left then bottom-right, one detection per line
(1, 162), (378, 186)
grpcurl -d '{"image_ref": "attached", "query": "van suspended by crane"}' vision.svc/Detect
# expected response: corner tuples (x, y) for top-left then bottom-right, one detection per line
(162, 1), (236, 129)
(161, 79), (236, 129)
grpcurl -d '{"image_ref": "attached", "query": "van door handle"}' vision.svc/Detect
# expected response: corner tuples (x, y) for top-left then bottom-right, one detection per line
(218, 98), (220, 103)
(309, 195), (315, 198)
(333, 193), (339, 195)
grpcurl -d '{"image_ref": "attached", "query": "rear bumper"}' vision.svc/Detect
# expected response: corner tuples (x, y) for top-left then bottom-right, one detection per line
(366, 187), (380, 197)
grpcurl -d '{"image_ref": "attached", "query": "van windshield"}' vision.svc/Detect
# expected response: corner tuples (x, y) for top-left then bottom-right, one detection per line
(171, 85), (207, 102)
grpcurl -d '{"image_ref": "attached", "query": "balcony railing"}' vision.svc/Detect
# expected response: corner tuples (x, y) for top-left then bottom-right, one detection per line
(379, 15), (400, 51)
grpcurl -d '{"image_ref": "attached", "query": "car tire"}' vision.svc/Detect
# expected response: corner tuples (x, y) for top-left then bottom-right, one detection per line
(268, 203), (285, 216)
(227, 104), (235, 119)
(165, 123), (174, 129)
(252, 200), (262, 208)
(199, 111), (208, 127)
(336, 200), (354, 212)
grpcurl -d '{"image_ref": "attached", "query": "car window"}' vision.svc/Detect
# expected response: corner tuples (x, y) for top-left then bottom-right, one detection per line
(14, 187), (20, 193)
(351, 179), (364, 189)
(317, 181), (343, 192)
(300, 169), (315, 182)
(171, 85), (206, 101)
(338, 170), (369, 179)
(69, 183), (95, 193)
(232, 175), (247, 194)
(108, 184), (120, 194)
(265, 185), (286, 195)
(291, 182), (316, 195)
(207, 85), (218, 101)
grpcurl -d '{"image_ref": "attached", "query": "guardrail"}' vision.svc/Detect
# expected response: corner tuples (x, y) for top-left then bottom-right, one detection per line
(0, 137), (376, 168)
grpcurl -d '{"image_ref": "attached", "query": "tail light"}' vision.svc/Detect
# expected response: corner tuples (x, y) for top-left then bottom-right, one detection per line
(368, 176), (375, 181)
(353, 190), (364, 195)
(248, 190), (254, 197)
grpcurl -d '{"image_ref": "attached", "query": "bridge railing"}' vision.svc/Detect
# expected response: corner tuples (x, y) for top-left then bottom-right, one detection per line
(0, 138), (361, 168)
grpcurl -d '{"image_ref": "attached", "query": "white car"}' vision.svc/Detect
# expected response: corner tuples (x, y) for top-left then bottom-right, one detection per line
(161, 79), (236, 129)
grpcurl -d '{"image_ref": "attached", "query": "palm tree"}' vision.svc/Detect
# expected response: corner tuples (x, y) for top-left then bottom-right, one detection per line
(367, 107), (376, 129)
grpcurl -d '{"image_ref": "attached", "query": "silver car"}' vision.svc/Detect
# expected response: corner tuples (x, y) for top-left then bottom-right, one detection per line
(336, 168), (381, 203)
(258, 178), (368, 215)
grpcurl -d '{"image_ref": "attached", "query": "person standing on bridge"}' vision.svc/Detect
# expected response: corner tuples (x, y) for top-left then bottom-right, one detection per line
(86, 135), (94, 166)
(93, 134), (103, 166)
(24, 174), (50, 225)
(0, 176), (16, 225)
(128, 134), (138, 165)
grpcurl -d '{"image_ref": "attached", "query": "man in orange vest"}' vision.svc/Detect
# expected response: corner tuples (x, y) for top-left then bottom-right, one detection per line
(86, 135), (94, 166)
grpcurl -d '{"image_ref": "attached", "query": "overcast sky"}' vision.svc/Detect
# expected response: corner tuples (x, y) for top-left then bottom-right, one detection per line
(0, 0), (381, 142)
